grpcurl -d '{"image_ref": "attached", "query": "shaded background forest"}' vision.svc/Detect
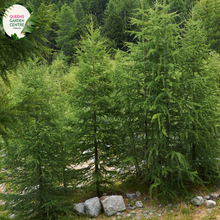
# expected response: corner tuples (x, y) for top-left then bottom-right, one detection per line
(1, 0), (220, 219)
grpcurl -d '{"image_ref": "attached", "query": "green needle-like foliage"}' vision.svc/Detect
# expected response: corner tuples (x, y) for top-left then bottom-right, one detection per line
(0, 0), (55, 83)
(194, 0), (220, 53)
(71, 16), (117, 196)
(179, 10), (220, 183)
(118, 0), (213, 203)
(55, 3), (78, 64)
(0, 59), (75, 219)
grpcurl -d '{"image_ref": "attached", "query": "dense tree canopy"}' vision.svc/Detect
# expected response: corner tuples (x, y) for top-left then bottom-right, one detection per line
(1, 0), (220, 219)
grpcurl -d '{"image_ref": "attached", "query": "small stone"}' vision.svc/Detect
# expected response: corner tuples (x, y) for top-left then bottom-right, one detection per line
(205, 200), (216, 208)
(9, 214), (15, 219)
(125, 214), (131, 217)
(158, 204), (162, 207)
(204, 195), (210, 200)
(117, 212), (123, 216)
(158, 214), (162, 217)
(135, 201), (143, 208)
(167, 203), (172, 207)
(128, 206), (136, 210)
(136, 191), (141, 197)
(191, 196), (204, 206)
(126, 193), (136, 199)
(103, 193), (107, 196)
(170, 210), (173, 213)
(144, 214), (148, 217)
(207, 209), (212, 213)
(201, 211), (205, 214)
(210, 193), (219, 200)
(131, 211), (136, 214)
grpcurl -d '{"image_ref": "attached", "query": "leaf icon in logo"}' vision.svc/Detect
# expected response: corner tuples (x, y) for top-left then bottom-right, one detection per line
(21, 13), (35, 35)
(11, 33), (20, 40)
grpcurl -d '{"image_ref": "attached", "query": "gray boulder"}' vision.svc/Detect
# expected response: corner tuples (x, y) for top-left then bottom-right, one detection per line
(126, 193), (136, 199)
(205, 200), (216, 208)
(84, 197), (101, 217)
(191, 196), (204, 206)
(100, 195), (126, 216)
(74, 203), (86, 215)
(135, 201), (143, 208)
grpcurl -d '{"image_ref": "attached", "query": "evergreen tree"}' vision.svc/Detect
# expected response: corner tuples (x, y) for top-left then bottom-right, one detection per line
(179, 10), (220, 183)
(0, 59), (75, 219)
(0, 1), (55, 153)
(103, 12), (124, 50)
(168, 0), (186, 24)
(71, 16), (117, 196)
(90, 0), (109, 25)
(183, 0), (197, 13)
(121, 0), (205, 203)
(103, 0), (138, 51)
(55, 4), (78, 64)
(73, 0), (85, 24)
(194, 0), (220, 53)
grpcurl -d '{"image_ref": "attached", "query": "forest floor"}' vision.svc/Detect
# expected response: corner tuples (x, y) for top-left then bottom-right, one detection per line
(71, 182), (220, 220)
(70, 160), (220, 220)
(1, 162), (220, 219)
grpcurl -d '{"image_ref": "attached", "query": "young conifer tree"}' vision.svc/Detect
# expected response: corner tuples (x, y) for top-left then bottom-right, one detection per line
(71, 16), (117, 196)
(179, 10), (220, 183)
(0, 59), (74, 219)
(55, 4), (78, 64)
(122, 0), (203, 202)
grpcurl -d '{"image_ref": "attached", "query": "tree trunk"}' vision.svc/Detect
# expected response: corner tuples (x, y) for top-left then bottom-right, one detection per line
(164, 1), (169, 148)
(92, 47), (100, 197)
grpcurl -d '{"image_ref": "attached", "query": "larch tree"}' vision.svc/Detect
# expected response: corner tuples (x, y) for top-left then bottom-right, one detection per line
(121, 0), (203, 203)
(179, 10), (220, 184)
(194, 0), (220, 53)
(55, 3), (78, 64)
(71, 16), (117, 196)
(0, 59), (75, 219)
(0, 1), (54, 147)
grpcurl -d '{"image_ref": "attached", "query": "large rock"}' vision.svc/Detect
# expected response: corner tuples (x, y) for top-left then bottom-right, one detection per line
(74, 203), (86, 215)
(191, 196), (204, 206)
(84, 197), (101, 217)
(205, 200), (216, 208)
(100, 195), (126, 216)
